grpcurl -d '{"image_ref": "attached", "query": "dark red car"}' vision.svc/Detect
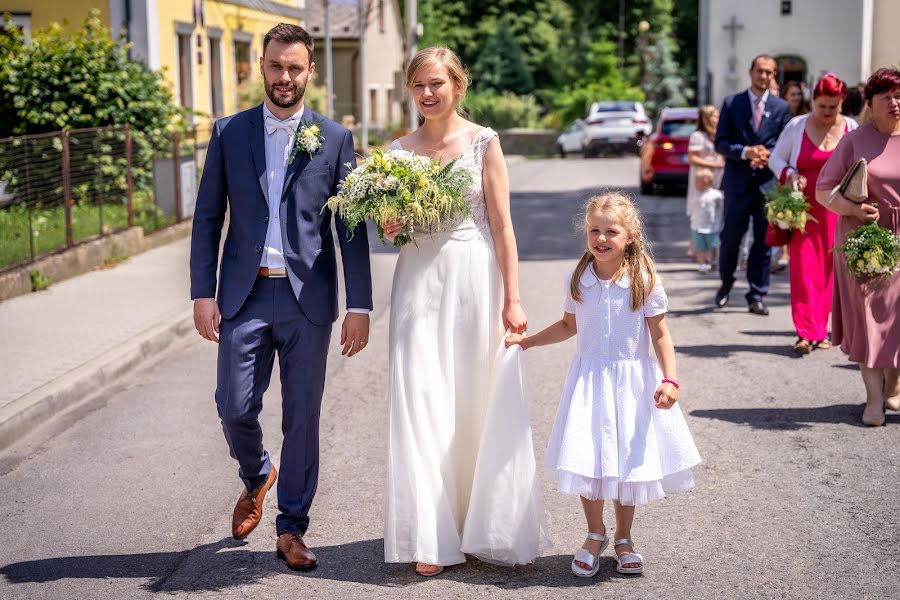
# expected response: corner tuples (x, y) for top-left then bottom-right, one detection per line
(639, 107), (699, 195)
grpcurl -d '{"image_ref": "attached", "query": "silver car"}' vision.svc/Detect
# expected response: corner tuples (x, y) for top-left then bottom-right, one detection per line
(582, 101), (652, 158)
(556, 119), (585, 157)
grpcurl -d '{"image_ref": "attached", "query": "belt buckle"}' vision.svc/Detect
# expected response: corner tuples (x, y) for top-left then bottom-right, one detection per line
(260, 267), (287, 278)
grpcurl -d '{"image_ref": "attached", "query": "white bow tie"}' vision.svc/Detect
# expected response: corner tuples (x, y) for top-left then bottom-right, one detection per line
(265, 116), (297, 135)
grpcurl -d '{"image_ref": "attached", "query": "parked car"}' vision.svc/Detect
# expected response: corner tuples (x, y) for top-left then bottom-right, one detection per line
(639, 107), (699, 195)
(556, 119), (585, 157)
(582, 101), (652, 157)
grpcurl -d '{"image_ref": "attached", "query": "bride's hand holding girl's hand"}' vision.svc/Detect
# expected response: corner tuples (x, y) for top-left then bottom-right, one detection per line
(654, 383), (678, 409)
(505, 332), (528, 349)
(503, 301), (527, 334)
(381, 219), (404, 242)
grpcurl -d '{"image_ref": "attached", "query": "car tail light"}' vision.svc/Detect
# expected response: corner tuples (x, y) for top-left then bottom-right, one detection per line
(586, 116), (603, 125)
(661, 141), (674, 150)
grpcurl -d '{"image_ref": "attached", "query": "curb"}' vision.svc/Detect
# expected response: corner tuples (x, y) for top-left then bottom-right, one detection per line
(0, 308), (196, 453)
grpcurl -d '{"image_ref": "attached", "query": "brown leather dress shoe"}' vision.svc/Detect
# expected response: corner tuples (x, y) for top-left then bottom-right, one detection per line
(276, 533), (318, 570)
(231, 465), (277, 540)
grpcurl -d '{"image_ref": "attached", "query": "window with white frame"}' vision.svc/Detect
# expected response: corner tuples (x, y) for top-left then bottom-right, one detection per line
(0, 13), (31, 39)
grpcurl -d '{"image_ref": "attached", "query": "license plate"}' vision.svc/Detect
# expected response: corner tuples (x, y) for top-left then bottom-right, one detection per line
(607, 136), (629, 143)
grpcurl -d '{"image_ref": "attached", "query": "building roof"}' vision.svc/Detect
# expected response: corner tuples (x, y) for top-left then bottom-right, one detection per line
(305, 0), (364, 40)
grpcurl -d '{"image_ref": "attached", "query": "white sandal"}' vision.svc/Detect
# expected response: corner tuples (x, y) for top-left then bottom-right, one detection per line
(571, 531), (609, 578)
(613, 538), (644, 575)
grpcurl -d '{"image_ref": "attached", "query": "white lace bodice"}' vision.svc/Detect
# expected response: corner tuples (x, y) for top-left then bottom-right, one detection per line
(390, 127), (497, 238)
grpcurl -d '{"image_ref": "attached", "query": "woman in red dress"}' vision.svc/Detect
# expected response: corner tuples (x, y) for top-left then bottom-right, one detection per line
(770, 74), (857, 353)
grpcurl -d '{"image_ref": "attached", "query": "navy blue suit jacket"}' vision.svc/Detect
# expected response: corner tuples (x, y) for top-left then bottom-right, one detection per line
(190, 105), (372, 325)
(715, 90), (792, 197)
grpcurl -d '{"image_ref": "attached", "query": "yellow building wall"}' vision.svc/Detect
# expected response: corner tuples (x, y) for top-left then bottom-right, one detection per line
(1, 0), (109, 30)
(156, 0), (302, 134)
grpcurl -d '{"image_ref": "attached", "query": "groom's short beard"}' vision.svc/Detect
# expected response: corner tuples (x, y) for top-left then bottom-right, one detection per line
(264, 79), (306, 109)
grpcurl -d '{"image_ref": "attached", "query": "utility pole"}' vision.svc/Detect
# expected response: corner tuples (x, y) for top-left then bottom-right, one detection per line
(406, 0), (418, 131)
(358, 0), (368, 150)
(324, 0), (333, 119)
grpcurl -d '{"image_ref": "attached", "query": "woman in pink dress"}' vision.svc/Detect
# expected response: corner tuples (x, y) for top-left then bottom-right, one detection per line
(816, 68), (900, 427)
(770, 74), (857, 354)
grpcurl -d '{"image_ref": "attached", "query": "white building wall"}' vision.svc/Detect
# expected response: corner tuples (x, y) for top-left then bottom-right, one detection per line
(363, 0), (404, 127)
(707, 0), (865, 105)
(871, 0), (900, 73)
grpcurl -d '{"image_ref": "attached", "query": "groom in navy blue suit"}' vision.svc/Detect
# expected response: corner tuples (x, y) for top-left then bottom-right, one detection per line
(714, 54), (791, 315)
(190, 24), (372, 570)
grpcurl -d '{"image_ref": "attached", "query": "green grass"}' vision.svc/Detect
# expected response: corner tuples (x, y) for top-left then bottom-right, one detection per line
(0, 191), (175, 269)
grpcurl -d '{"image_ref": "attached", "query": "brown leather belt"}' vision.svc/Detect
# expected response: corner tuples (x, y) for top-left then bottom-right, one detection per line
(258, 267), (287, 278)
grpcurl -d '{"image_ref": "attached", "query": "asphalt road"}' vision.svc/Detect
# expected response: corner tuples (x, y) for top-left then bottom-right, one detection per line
(1, 157), (897, 600)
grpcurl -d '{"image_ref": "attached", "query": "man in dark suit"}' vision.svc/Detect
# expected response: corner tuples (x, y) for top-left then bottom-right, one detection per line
(714, 54), (792, 315)
(190, 23), (372, 570)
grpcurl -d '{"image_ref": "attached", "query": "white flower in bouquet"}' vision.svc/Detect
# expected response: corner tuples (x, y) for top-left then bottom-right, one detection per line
(325, 149), (472, 247)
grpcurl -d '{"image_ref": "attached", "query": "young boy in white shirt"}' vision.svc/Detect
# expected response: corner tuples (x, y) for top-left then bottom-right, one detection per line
(689, 168), (724, 273)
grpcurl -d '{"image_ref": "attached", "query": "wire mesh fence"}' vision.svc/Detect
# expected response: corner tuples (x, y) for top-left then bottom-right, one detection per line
(0, 126), (201, 271)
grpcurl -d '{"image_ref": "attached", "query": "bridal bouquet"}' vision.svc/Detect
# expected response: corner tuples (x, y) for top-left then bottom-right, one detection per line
(326, 149), (471, 247)
(764, 182), (815, 232)
(834, 221), (900, 278)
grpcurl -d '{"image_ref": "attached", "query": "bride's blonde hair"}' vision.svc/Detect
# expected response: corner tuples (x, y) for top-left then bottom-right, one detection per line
(406, 47), (470, 114)
(570, 192), (657, 311)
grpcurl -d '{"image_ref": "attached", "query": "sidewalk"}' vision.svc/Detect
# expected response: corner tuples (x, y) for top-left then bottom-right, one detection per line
(0, 237), (195, 450)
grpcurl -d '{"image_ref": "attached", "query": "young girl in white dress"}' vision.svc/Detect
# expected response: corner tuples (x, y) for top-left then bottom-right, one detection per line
(506, 192), (701, 577)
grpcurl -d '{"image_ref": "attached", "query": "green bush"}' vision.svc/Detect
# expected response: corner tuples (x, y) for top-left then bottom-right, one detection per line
(463, 90), (542, 130)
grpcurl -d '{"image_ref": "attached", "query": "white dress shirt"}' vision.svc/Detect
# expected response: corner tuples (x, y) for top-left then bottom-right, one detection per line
(261, 102), (303, 270)
(740, 89), (770, 160)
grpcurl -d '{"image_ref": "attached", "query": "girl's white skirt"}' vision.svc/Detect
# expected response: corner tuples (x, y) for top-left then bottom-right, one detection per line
(545, 356), (702, 506)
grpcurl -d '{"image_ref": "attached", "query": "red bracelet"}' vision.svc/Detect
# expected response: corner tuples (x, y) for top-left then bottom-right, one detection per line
(661, 378), (679, 389)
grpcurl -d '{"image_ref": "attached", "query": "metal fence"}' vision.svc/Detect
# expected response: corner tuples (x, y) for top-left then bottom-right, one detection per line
(0, 125), (201, 272)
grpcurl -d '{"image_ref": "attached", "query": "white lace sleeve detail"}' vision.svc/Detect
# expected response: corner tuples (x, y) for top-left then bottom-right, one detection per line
(389, 139), (402, 150)
(473, 128), (498, 167)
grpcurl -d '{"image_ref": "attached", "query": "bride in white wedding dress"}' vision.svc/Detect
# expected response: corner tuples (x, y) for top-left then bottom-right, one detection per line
(381, 47), (549, 576)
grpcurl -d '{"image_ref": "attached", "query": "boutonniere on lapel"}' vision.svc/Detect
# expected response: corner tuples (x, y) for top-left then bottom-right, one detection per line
(289, 120), (324, 164)
(763, 111), (771, 119)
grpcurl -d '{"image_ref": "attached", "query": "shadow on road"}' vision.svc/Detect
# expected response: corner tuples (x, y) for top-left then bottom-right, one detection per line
(690, 404), (898, 430)
(676, 343), (802, 359)
(1, 537), (644, 592)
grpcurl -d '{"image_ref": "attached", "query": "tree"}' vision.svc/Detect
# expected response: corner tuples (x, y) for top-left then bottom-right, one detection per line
(472, 23), (534, 94)
(0, 10), (186, 140)
(642, 31), (688, 117)
(0, 16), (25, 135)
(552, 37), (644, 126)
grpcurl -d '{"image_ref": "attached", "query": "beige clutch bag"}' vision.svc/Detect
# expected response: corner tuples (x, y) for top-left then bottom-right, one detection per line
(829, 157), (868, 204)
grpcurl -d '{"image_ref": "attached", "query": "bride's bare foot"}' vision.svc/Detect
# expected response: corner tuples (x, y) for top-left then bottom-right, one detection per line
(574, 528), (607, 570)
(885, 369), (900, 411)
(415, 562), (444, 577)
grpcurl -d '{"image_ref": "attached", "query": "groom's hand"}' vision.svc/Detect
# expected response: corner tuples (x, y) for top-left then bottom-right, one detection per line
(340, 312), (370, 357)
(194, 298), (221, 343)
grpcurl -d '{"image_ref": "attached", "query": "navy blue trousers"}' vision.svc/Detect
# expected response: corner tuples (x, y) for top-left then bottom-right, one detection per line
(215, 276), (332, 536)
(718, 188), (772, 303)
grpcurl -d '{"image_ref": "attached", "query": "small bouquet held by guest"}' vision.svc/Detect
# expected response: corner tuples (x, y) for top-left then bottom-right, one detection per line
(834, 221), (900, 278)
(764, 182), (815, 232)
(325, 149), (471, 247)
